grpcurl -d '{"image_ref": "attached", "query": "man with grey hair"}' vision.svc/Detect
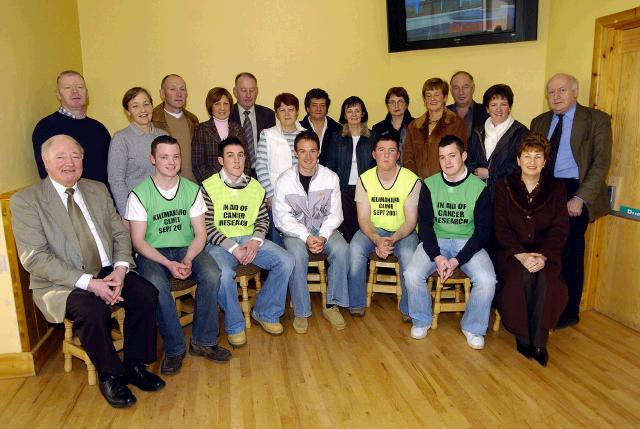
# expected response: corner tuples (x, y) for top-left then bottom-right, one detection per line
(12, 134), (163, 408)
(447, 70), (488, 142)
(530, 73), (612, 328)
(151, 74), (199, 182)
(33, 70), (111, 186)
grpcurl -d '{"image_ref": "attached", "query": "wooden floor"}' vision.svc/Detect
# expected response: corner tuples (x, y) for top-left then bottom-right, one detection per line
(1, 296), (640, 429)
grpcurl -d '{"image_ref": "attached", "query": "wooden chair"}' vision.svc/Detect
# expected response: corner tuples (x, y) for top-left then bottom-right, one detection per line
(493, 309), (501, 332)
(62, 307), (125, 386)
(366, 252), (402, 309)
(307, 252), (328, 307)
(170, 278), (197, 327)
(235, 263), (262, 328)
(427, 268), (471, 329)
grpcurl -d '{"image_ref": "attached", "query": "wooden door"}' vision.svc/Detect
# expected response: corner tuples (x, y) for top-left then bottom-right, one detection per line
(585, 8), (640, 331)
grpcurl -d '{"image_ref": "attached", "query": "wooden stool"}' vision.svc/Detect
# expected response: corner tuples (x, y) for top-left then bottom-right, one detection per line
(366, 252), (401, 309)
(307, 252), (328, 307)
(63, 307), (125, 386)
(170, 278), (197, 327)
(428, 268), (471, 329)
(493, 309), (501, 332)
(235, 263), (262, 328)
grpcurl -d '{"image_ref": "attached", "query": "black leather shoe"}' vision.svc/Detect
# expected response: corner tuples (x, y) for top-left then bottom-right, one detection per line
(533, 347), (549, 367)
(189, 342), (231, 363)
(99, 376), (136, 408)
(124, 363), (166, 391)
(161, 352), (186, 375)
(516, 340), (534, 359)
(556, 314), (579, 329)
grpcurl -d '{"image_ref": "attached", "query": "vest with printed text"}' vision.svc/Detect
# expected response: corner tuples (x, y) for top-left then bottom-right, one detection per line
(360, 167), (419, 232)
(132, 176), (199, 248)
(424, 172), (486, 239)
(201, 173), (265, 238)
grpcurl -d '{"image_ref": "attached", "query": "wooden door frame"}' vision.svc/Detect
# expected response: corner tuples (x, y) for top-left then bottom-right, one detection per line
(583, 7), (640, 309)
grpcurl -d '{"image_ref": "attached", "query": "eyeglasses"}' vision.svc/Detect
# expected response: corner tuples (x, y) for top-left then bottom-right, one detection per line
(387, 100), (406, 107)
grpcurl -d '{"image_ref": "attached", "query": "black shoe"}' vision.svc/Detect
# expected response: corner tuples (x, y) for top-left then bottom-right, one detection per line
(189, 342), (231, 363)
(533, 347), (549, 367)
(161, 352), (186, 375)
(99, 375), (136, 408)
(516, 340), (534, 359)
(124, 363), (166, 391)
(556, 314), (579, 329)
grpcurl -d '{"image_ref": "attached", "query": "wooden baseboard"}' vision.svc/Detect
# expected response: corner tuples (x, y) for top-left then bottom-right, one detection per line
(0, 326), (61, 380)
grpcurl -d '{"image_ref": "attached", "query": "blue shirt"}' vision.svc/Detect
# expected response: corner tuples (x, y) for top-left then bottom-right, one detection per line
(548, 103), (579, 179)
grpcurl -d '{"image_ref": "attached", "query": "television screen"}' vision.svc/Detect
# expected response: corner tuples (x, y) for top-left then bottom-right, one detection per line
(387, 0), (537, 52)
(405, 0), (515, 43)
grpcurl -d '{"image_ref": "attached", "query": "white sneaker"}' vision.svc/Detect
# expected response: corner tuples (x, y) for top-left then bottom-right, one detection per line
(411, 325), (429, 339)
(462, 329), (485, 349)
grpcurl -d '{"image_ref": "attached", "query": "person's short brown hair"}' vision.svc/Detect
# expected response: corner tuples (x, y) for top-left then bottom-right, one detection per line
(57, 70), (84, 85)
(517, 133), (550, 160)
(422, 78), (449, 99)
(483, 84), (514, 108)
(274, 93), (299, 111)
(122, 87), (152, 110)
(385, 87), (409, 105)
(235, 72), (257, 85)
(205, 87), (233, 117)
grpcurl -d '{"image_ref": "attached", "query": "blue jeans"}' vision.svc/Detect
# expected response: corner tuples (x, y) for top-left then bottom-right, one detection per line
(283, 232), (350, 317)
(206, 236), (292, 331)
(404, 239), (496, 335)
(267, 208), (284, 247)
(135, 247), (221, 357)
(348, 229), (418, 315)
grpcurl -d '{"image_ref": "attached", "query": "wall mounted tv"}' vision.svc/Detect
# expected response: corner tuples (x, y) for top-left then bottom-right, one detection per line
(387, 0), (538, 52)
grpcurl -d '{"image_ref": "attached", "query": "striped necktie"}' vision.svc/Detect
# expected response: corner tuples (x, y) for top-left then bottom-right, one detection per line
(243, 110), (256, 168)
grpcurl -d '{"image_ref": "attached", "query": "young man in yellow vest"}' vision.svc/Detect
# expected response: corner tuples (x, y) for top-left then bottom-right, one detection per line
(126, 135), (230, 375)
(348, 135), (421, 319)
(202, 136), (293, 343)
(404, 135), (496, 349)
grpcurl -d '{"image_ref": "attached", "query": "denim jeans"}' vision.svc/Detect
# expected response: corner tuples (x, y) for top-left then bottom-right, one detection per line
(348, 229), (418, 315)
(404, 239), (496, 335)
(283, 232), (350, 317)
(135, 247), (221, 357)
(267, 208), (284, 247)
(206, 236), (292, 331)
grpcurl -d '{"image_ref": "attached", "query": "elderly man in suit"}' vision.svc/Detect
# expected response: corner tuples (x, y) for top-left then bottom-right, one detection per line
(11, 134), (164, 408)
(230, 72), (276, 176)
(530, 73), (612, 328)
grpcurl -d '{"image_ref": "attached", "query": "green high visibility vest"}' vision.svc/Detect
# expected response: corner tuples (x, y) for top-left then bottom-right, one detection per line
(201, 173), (265, 238)
(360, 167), (419, 232)
(424, 172), (486, 239)
(132, 176), (199, 248)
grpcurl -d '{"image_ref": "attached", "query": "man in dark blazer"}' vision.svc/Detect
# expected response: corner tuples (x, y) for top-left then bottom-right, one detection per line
(230, 72), (276, 175)
(447, 71), (488, 143)
(11, 134), (164, 408)
(530, 73), (612, 328)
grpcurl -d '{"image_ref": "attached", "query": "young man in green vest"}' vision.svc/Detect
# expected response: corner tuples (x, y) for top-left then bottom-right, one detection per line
(348, 135), (421, 319)
(202, 136), (293, 342)
(126, 135), (230, 375)
(404, 134), (496, 349)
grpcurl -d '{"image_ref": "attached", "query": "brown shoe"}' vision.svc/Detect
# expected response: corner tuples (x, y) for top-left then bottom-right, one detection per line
(189, 342), (231, 363)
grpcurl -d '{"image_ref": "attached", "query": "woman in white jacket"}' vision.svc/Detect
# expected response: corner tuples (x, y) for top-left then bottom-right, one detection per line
(255, 93), (306, 245)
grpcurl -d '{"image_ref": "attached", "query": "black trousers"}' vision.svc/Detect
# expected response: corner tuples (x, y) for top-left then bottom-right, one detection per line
(65, 268), (158, 377)
(558, 179), (589, 320)
(339, 185), (358, 243)
(516, 271), (550, 348)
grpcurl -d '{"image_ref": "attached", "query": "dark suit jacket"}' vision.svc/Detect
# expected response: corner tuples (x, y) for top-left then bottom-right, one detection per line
(447, 100), (489, 143)
(10, 178), (133, 322)
(530, 103), (612, 220)
(299, 114), (341, 153)
(230, 103), (276, 140)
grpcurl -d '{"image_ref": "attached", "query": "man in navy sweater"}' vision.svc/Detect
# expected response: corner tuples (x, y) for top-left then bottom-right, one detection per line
(32, 70), (111, 186)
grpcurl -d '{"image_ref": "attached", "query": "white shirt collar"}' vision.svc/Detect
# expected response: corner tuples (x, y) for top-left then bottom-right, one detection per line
(164, 108), (184, 119)
(49, 177), (78, 200)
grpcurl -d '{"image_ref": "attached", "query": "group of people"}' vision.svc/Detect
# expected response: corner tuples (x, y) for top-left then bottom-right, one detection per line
(12, 69), (611, 408)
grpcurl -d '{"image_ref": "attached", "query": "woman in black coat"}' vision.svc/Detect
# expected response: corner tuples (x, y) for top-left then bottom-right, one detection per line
(467, 84), (528, 199)
(321, 96), (376, 242)
(494, 134), (570, 367)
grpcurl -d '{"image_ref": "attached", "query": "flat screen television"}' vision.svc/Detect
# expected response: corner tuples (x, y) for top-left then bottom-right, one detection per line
(387, 0), (538, 52)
